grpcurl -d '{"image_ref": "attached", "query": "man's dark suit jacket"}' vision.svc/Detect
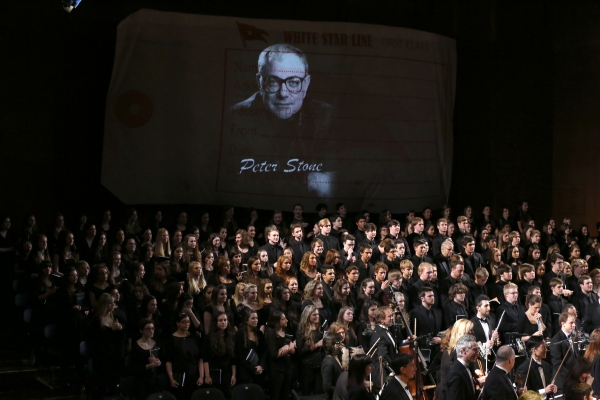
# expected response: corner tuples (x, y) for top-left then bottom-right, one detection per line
(461, 251), (484, 279)
(495, 301), (525, 344)
(408, 279), (439, 311)
(481, 366), (517, 400)
(438, 275), (472, 308)
(409, 304), (442, 354)
(515, 357), (552, 394)
(379, 377), (411, 400)
(316, 234), (340, 255)
(443, 301), (469, 329)
(434, 254), (451, 282)
(289, 239), (310, 265)
(445, 359), (477, 400)
(583, 301), (600, 334)
(370, 325), (398, 390)
(258, 243), (283, 265)
(550, 329), (579, 391)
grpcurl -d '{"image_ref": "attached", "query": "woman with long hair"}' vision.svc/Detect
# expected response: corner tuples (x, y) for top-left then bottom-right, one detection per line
(356, 278), (376, 316)
(148, 261), (176, 303)
(52, 230), (78, 276)
(154, 228), (171, 258)
(203, 284), (234, 334)
(107, 251), (127, 286)
(436, 318), (475, 400)
(257, 248), (274, 277)
(337, 306), (358, 347)
(233, 229), (253, 265)
(203, 311), (236, 397)
(234, 310), (266, 385)
(171, 230), (183, 250)
(324, 249), (344, 278)
(121, 236), (138, 270)
(516, 294), (545, 342)
(584, 329), (600, 395)
(297, 305), (325, 395)
(244, 256), (268, 285)
(165, 313), (203, 400)
(111, 229), (125, 253)
(271, 255), (294, 289)
(346, 354), (375, 400)
(229, 248), (243, 277)
(287, 276), (302, 304)
(233, 282), (246, 307)
(265, 311), (296, 400)
(563, 358), (593, 400)
(272, 285), (301, 334)
(527, 244), (543, 264)
(332, 278), (353, 319)
(299, 251), (321, 292)
(125, 208), (142, 239)
(33, 234), (50, 267)
(89, 293), (126, 398)
(258, 278), (274, 307)
(201, 251), (215, 281)
(356, 300), (379, 349)
(302, 280), (333, 327)
(209, 256), (236, 298)
(137, 295), (162, 340)
(181, 234), (201, 268)
(87, 265), (114, 308)
(169, 245), (186, 282)
(183, 261), (206, 307)
(321, 332), (345, 400)
(487, 248), (502, 283)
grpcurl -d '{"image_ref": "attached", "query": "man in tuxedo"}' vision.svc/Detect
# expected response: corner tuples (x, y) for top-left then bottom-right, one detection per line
(445, 334), (479, 400)
(370, 306), (399, 391)
(471, 295), (498, 369)
(409, 286), (442, 358)
(289, 223), (310, 265)
(515, 337), (557, 398)
(434, 240), (453, 282)
(439, 255), (472, 307)
(481, 346), (520, 400)
(381, 353), (417, 400)
(431, 218), (449, 258)
(408, 262), (438, 310)
(495, 283), (525, 344)
(550, 312), (579, 392)
(460, 235), (484, 279)
(258, 226), (283, 266)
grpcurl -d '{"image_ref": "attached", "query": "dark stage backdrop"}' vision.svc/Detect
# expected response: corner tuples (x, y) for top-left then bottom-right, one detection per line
(1, 0), (558, 229)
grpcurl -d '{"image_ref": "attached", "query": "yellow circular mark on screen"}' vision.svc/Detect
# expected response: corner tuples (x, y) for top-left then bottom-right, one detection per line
(115, 90), (153, 127)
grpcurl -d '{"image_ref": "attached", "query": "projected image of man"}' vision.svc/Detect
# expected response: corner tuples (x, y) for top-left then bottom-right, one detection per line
(232, 44), (334, 135)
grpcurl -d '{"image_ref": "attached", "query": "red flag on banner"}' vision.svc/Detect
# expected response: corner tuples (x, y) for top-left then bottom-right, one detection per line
(236, 21), (269, 48)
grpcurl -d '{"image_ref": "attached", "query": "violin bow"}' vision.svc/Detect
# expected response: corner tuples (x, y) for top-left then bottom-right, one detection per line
(367, 337), (382, 358)
(551, 345), (571, 385)
(524, 353), (534, 389)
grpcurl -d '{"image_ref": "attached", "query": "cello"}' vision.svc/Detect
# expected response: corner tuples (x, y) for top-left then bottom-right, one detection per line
(396, 306), (437, 400)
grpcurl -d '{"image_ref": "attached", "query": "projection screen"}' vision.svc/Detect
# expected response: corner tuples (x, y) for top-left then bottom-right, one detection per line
(102, 9), (456, 212)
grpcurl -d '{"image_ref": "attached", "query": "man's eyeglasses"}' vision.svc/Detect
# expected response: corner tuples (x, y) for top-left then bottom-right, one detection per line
(260, 75), (307, 94)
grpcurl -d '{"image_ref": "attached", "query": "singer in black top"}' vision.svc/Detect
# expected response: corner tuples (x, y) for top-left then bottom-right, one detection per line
(443, 283), (470, 328)
(297, 305), (325, 395)
(265, 311), (295, 400)
(234, 311), (266, 385)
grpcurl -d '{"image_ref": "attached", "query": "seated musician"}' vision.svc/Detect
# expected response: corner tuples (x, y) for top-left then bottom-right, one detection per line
(515, 336), (557, 398)
(379, 353), (416, 400)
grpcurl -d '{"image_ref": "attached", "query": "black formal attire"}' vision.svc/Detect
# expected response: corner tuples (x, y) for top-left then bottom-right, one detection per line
(550, 329), (579, 392)
(316, 234), (340, 255)
(380, 377), (413, 400)
(495, 301), (525, 344)
(444, 300), (469, 329)
(297, 329), (325, 395)
(515, 356), (552, 398)
(547, 294), (568, 336)
(408, 279), (439, 311)
(409, 254), (434, 279)
(436, 349), (456, 400)
(370, 325), (398, 390)
(541, 270), (560, 300)
(572, 291), (599, 321)
(468, 282), (489, 314)
(258, 242), (283, 266)
(290, 239), (310, 261)
(461, 251), (484, 279)
(409, 304), (442, 358)
(356, 257), (373, 284)
(583, 301), (600, 334)
(490, 280), (509, 305)
(431, 234), (450, 258)
(446, 358), (478, 400)
(434, 254), (451, 282)
(517, 279), (541, 305)
(265, 328), (293, 400)
(321, 355), (344, 400)
(438, 275), (472, 307)
(516, 313), (544, 340)
(234, 328), (267, 385)
(591, 354), (600, 396)
(130, 341), (164, 400)
(348, 385), (376, 400)
(481, 366), (517, 400)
